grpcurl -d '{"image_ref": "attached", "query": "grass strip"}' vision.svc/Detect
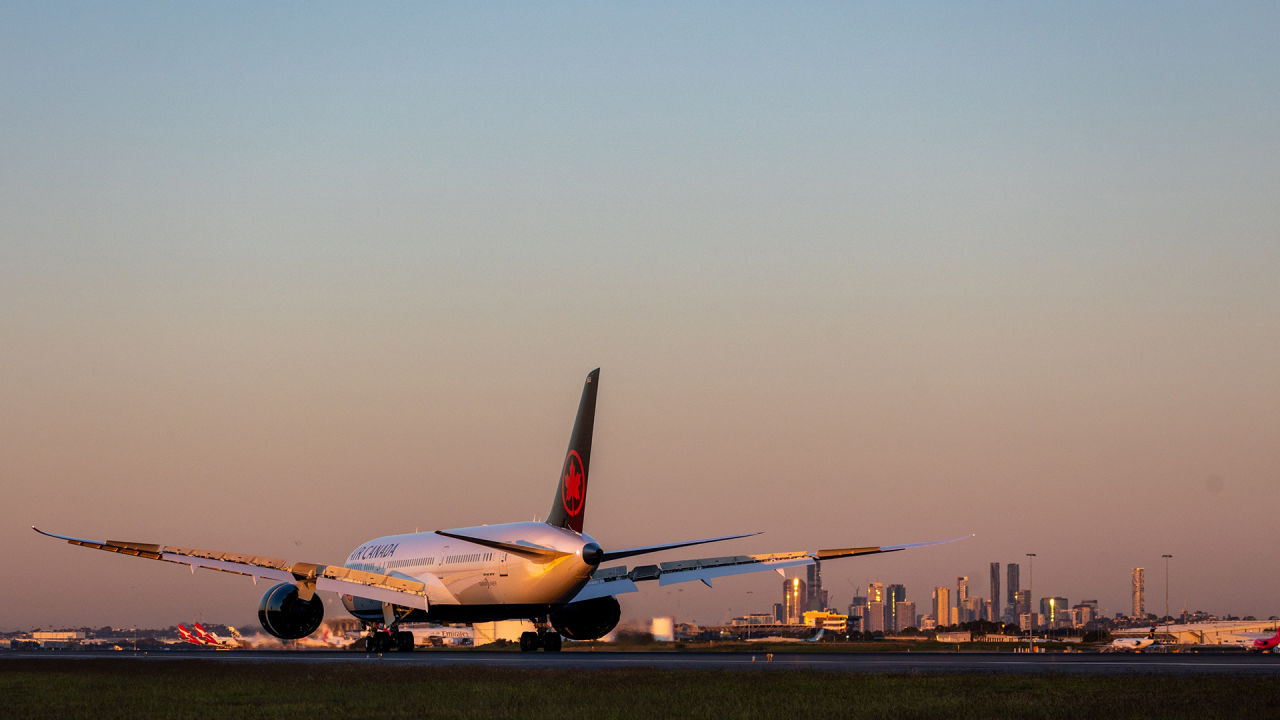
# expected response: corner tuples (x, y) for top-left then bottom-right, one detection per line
(3, 658), (1278, 720)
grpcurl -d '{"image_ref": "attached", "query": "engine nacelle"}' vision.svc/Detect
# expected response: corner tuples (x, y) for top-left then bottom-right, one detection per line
(257, 582), (324, 639)
(550, 596), (621, 640)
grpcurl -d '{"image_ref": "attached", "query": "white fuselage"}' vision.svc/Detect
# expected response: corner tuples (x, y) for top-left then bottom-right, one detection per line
(341, 522), (599, 620)
(1107, 638), (1155, 652)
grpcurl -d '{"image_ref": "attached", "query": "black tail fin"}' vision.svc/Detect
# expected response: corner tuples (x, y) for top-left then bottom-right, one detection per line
(547, 369), (599, 533)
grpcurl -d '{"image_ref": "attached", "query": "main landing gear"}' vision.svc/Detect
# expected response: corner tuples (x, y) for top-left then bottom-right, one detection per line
(520, 617), (562, 652)
(519, 629), (562, 652)
(362, 628), (415, 652)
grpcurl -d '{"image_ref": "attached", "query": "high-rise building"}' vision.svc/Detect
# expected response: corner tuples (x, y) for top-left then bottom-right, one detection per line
(806, 560), (826, 612)
(990, 563), (1001, 621)
(957, 576), (969, 604)
(798, 558), (829, 607)
(886, 584), (906, 633)
(962, 596), (984, 624)
(866, 601), (886, 633)
(1040, 597), (1069, 627)
(1071, 602), (1096, 627)
(848, 595), (867, 633)
(932, 586), (951, 629)
(1015, 589), (1031, 617)
(867, 581), (884, 604)
(847, 598), (867, 633)
(783, 577), (806, 624)
(1132, 568), (1145, 618)
(896, 601), (916, 632)
(1007, 563), (1021, 619)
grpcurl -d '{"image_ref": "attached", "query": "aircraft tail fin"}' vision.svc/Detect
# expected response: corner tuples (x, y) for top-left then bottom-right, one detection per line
(546, 369), (599, 534)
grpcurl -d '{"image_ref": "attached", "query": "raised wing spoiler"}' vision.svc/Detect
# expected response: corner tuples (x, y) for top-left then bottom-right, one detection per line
(571, 535), (972, 603)
(32, 526), (444, 610)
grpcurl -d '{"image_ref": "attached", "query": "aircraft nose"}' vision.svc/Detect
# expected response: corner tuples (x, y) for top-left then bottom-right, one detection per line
(581, 542), (603, 566)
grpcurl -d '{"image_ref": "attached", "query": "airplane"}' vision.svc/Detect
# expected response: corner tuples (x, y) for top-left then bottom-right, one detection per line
(34, 369), (967, 652)
(1249, 629), (1280, 652)
(744, 628), (826, 643)
(1104, 626), (1161, 653)
(176, 623), (236, 648)
(176, 624), (204, 646)
(193, 623), (240, 648)
(1104, 636), (1157, 652)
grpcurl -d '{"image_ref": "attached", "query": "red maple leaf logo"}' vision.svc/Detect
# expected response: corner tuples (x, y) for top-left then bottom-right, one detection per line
(562, 452), (584, 516)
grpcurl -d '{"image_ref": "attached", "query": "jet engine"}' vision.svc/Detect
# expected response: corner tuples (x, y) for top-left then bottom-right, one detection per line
(549, 596), (621, 640)
(257, 582), (324, 639)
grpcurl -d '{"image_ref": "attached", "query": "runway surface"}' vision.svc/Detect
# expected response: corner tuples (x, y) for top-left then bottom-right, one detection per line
(10, 649), (1280, 675)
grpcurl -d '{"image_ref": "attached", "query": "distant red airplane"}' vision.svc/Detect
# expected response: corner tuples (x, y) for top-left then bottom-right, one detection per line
(176, 624), (208, 646)
(1251, 629), (1280, 652)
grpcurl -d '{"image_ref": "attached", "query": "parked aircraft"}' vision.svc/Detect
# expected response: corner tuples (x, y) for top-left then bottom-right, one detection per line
(1250, 629), (1280, 652)
(194, 623), (240, 648)
(1105, 636), (1157, 652)
(36, 369), (966, 652)
(744, 628), (826, 643)
(1104, 627), (1160, 652)
(177, 623), (238, 648)
(176, 625), (203, 646)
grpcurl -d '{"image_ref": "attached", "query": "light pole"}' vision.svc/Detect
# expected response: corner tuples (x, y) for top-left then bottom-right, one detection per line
(1162, 554), (1173, 627)
(1026, 552), (1037, 649)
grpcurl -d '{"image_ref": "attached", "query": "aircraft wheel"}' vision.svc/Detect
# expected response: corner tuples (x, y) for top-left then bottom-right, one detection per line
(396, 631), (415, 652)
(519, 631), (540, 652)
(542, 632), (562, 652)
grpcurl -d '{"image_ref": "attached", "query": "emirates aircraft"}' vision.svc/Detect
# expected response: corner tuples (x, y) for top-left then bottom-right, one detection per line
(36, 369), (965, 652)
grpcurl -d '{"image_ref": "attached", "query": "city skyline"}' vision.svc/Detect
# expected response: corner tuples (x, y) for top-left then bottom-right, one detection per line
(4, 3), (1279, 631)
(780, 559), (1259, 633)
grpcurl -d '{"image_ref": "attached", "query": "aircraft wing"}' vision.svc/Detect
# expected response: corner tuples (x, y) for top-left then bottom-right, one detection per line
(571, 535), (971, 603)
(32, 526), (435, 610)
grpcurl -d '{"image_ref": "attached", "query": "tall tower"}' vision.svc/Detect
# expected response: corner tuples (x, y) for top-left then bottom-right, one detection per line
(1007, 563), (1021, 619)
(867, 581), (884, 605)
(896, 601), (916, 632)
(783, 577), (806, 624)
(887, 584), (906, 633)
(806, 560), (824, 612)
(1132, 568), (1145, 618)
(932, 586), (951, 629)
(990, 563), (1001, 622)
(957, 576), (969, 603)
(866, 581), (885, 632)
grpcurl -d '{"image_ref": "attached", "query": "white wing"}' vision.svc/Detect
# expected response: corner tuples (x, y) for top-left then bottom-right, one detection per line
(33, 526), (438, 609)
(572, 535), (972, 603)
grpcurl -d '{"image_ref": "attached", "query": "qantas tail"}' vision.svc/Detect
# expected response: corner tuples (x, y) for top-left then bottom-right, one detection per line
(546, 369), (599, 534)
(193, 623), (216, 643)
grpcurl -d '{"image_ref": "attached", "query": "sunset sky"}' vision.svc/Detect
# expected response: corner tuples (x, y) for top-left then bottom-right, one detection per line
(3, 2), (1278, 631)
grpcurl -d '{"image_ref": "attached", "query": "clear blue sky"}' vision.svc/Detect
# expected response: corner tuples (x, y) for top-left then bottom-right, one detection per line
(3, 2), (1278, 629)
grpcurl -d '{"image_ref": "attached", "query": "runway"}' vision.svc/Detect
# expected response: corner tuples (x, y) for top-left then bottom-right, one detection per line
(11, 649), (1280, 675)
